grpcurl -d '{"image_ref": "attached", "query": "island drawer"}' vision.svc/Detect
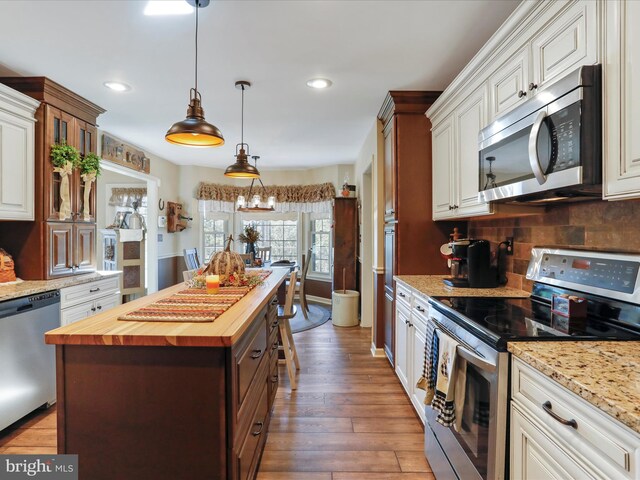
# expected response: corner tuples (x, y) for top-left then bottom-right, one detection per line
(234, 312), (268, 413)
(236, 381), (269, 480)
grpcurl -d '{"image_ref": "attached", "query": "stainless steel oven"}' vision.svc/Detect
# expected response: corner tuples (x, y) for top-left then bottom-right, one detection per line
(425, 304), (509, 480)
(478, 65), (601, 203)
(423, 248), (640, 480)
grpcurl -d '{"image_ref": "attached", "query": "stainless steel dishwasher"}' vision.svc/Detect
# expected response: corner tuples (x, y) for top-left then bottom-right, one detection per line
(0, 290), (60, 431)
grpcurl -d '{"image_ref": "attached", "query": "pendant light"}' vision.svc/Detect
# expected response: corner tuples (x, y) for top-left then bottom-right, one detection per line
(224, 81), (260, 178)
(165, 0), (224, 147)
(237, 156), (276, 212)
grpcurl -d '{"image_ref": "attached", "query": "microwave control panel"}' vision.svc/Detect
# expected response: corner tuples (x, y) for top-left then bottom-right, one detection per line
(538, 253), (639, 294)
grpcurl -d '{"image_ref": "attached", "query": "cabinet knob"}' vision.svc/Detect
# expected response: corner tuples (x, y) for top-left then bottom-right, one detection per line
(518, 90), (527, 98)
(96, 305), (102, 310)
(252, 421), (265, 436)
(91, 307), (96, 312)
(529, 82), (538, 91)
(448, 205), (453, 211)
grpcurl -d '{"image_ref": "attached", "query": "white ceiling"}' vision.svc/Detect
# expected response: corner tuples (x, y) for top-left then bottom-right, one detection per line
(0, 0), (519, 170)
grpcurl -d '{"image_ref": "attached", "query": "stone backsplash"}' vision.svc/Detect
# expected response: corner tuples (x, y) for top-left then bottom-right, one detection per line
(467, 199), (640, 291)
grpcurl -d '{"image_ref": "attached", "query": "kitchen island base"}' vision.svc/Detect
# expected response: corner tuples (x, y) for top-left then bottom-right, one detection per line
(48, 271), (286, 480)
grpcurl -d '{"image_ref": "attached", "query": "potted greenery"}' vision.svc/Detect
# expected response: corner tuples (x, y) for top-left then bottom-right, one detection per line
(239, 224), (260, 260)
(50, 142), (80, 220)
(79, 152), (101, 221)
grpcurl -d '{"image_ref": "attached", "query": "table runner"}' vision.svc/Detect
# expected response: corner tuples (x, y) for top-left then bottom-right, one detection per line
(118, 271), (271, 322)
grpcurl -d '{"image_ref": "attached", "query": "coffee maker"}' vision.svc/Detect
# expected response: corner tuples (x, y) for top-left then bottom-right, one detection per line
(443, 239), (499, 288)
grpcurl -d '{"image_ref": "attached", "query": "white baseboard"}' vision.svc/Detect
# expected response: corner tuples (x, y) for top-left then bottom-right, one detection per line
(370, 343), (386, 357)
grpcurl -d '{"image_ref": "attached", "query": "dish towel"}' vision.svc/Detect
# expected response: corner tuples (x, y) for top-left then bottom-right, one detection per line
(416, 319), (439, 404)
(431, 331), (467, 431)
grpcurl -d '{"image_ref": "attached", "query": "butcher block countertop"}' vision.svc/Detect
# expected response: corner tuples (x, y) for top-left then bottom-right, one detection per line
(394, 275), (530, 299)
(0, 271), (121, 302)
(45, 268), (287, 348)
(509, 341), (640, 434)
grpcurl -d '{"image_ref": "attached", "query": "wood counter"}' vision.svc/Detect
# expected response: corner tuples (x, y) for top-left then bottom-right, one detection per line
(45, 268), (287, 347)
(47, 269), (287, 480)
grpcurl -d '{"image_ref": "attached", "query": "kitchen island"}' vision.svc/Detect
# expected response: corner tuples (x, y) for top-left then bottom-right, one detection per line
(45, 268), (287, 480)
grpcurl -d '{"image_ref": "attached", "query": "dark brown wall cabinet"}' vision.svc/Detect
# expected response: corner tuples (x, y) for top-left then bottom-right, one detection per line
(377, 91), (455, 365)
(0, 77), (105, 279)
(332, 198), (358, 292)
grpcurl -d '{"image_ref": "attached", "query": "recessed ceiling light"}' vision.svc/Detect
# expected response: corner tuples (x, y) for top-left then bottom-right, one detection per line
(103, 81), (131, 92)
(144, 1), (194, 16)
(306, 78), (333, 89)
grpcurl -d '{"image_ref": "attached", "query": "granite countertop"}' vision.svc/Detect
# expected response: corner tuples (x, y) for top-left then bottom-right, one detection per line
(0, 271), (121, 302)
(394, 275), (530, 298)
(509, 341), (640, 434)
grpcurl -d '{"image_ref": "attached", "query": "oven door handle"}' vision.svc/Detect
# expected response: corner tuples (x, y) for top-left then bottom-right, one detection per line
(456, 345), (496, 374)
(528, 110), (548, 185)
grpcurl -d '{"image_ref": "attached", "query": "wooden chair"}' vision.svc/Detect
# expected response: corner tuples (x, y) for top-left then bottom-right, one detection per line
(297, 248), (312, 319)
(278, 271), (300, 390)
(239, 252), (254, 267)
(256, 246), (272, 263)
(183, 248), (200, 271)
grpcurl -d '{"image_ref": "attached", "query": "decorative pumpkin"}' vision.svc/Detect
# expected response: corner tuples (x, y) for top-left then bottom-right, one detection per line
(204, 235), (245, 281)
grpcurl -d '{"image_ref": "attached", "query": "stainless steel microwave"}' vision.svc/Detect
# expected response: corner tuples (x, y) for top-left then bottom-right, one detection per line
(478, 65), (601, 203)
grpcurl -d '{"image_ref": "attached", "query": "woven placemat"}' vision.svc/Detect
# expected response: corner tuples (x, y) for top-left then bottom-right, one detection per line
(118, 271), (271, 323)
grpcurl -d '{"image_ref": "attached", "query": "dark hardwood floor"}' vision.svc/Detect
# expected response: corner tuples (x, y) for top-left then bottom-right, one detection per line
(0, 321), (432, 479)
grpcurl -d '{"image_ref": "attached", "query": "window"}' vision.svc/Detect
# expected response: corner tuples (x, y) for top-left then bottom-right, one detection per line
(310, 216), (331, 275)
(244, 218), (298, 262)
(202, 214), (228, 262)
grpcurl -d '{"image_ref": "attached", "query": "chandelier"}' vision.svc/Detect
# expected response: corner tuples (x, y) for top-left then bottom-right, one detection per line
(237, 156), (276, 212)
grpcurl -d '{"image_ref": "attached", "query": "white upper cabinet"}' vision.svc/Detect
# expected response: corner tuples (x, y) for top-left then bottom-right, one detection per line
(489, 46), (530, 120)
(603, 0), (640, 200)
(531, 0), (597, 91)
(456, 86), (491, 216)
(0, 84), (39, 221)
(432, 115), (455, 219)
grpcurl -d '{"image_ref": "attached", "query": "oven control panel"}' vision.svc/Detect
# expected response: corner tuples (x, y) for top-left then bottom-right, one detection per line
(534, 251), (640, 294)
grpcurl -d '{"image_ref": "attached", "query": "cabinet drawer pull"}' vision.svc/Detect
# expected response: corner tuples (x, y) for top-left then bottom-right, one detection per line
(252, 421), (265, 436)
(270, 320), (278, 329)
(415, 306), (425, 313)
(398, 292), (406, 298)
(542, 401), (578, 429)
(271, 374), (279, 383)
(89, 287), (100, 293)
(271, 342), (278, 351)
(250, 349), (263, 359)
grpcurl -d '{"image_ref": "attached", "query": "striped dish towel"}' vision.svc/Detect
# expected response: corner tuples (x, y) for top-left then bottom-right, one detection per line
(431, 331), (462, 428)
(416, 319), (439, 404)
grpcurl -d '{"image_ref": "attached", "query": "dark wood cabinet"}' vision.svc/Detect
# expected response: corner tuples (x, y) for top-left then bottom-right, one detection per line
(377, 91), (456, 365)
(0, 77), (104, 279)
(332, 197), (358, 292)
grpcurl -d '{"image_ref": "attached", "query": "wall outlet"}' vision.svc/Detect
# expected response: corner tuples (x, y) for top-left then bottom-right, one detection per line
(157, 233), (163, 242)
(505, 237), (514, 255)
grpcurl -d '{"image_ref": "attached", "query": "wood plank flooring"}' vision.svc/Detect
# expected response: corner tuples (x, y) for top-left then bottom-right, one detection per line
(0, 321), (432, 479)
(258, 322), (433, 479)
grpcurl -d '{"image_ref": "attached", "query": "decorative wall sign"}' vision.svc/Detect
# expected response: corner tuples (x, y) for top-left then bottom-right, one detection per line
(101, 133), (151, 173)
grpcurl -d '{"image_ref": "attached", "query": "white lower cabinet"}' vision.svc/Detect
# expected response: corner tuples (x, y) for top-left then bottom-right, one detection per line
(394, 282), (430, 424)
(511, 357), (640, 479)
(60, 276), (121, 326)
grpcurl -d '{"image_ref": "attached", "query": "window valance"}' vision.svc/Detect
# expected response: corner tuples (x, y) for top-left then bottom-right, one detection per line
(196, 182), (336, 203)
(196, 182), (336, 214)
(109, 187), (147, 207)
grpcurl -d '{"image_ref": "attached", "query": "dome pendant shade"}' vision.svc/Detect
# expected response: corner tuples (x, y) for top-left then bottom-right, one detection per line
(166, 90), (224, 147)
(224, 145), (260, 178)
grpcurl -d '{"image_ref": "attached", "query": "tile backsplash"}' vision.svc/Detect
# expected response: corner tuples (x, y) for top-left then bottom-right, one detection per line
(467, 199), (640, 292)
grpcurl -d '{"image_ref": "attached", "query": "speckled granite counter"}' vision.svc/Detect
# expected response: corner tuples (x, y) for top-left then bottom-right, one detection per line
(509, 341), (640, 434)
(0, 271), (121, 302)
(394, 275), (530, 299)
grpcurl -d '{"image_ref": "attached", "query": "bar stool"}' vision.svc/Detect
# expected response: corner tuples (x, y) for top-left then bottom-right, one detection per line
(278, 271), (300, 390)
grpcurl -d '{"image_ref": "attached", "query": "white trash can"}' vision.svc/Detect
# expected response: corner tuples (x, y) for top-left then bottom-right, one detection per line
(332, 290), (360, 327)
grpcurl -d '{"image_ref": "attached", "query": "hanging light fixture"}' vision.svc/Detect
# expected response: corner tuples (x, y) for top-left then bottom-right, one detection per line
(165, 0), (224, 147)
(224, 81), (260, 178)
(237, 156), (276, 212)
